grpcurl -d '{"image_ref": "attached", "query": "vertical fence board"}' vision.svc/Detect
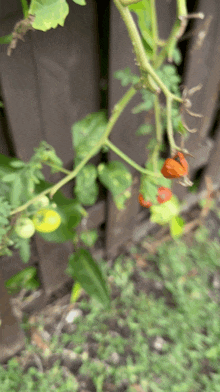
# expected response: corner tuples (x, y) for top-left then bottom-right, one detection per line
(28, 0), (101, 295)
(0, 270), (25, 363)
(0, 1), (101, 297)
(173, 0), (220, 202)
(0, 12), (44, 161)
(198, 121), (220, 194)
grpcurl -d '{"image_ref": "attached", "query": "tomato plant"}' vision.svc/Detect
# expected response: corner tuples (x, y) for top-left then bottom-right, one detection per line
(0, 0), (205, 309)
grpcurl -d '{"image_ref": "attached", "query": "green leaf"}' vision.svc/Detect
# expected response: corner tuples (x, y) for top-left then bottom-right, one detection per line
(29, 0), (69, 32)
(21, 0), (29, 17)
(172, 47), (182, 65)
(170, 216), (185, 238)
(0, 34), (12, 44)
(75, 164), (98, 206)
(80, 229), (98, 247)
(156, 65), (181, 94)
(10, 176), (23, 208)
(98, 161), (132, 210)
(72, 0), (86, 5)
(129, 0), (153, 51)
(114, 67), (139, 87)
(140, 176), (158, 204)
(72, 111), (107, 166)
(5, 267), (39, 294)
(18, 238), (31, 263)
(70, 281), (82, 304)
(136, 124), (153, 136)
(67, 248), (111, 309)
(9, 160), (26, 168)
(132, 89), (154, 114)
(1, 173), (17, 182)
(150, 195), (180, 225)
(132, 100), (153, 114)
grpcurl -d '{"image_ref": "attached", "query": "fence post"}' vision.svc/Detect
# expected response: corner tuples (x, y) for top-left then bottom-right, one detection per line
(0, 271), (25, 363)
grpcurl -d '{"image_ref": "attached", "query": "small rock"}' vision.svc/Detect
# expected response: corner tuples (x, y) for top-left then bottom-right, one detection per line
(109, 352), (120, 365)
(65, 309), (83, 323)
(153, 336), (166, 351)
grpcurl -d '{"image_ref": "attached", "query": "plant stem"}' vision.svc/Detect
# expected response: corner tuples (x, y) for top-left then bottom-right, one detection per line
(120, 0), (142, 5)
(105, 139), (162, 177)
(150, 0), (158, 62)
(113, 0), (182, 103)
(176, 0), (187, 17)
(166, 96), (175, 156)
(154, 20), (180, 69)
(45, 162), (71, 175)
(154, 0), (188, 68)
(152, 94), (162, 171)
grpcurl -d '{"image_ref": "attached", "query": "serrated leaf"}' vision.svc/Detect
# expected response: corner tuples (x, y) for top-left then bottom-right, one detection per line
(80, 229), (98, 247)
(170, 216), (185, 238)
(68, 248), (110, 309)
(114, 67), (139, 87)
(132, 98), (154, 114)
(75, 164), (98, 206)
(72, 111), (107, 166)
(136, 124), (153, 136)
(98, 161), (132, 210)
(29, 0), (69, 31)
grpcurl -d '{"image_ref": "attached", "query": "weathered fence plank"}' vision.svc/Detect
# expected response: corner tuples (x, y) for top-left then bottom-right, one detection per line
(173, 0), (220, 203)
(0, 270), (25, 363)
(0, 0), (101, 299)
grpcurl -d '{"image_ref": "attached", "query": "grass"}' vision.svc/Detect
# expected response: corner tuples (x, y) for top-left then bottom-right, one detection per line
(1, 226), (220, 391)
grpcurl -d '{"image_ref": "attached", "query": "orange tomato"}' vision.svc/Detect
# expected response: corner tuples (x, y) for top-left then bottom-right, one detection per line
(138, 187), (172, 208)
(138, 194), (152, 208)
(161, 152), (188, 179)
(157, 187), (172, 204)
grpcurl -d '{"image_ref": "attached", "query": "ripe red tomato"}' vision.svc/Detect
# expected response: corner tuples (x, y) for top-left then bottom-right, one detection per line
(138, 193), (152, 208)
(157, 187), (172, 204)
(161, 152), (188, 179)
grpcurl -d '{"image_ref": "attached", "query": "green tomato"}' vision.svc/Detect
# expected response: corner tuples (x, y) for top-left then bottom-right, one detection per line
(33, 195), (50, 209)
(32, 208), (61, 233)
(15, 218), (36, 239)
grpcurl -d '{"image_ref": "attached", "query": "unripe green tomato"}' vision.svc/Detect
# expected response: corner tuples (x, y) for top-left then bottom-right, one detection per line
(33, 195), (50, 209)
(15, 218), (36, 239)
(32, 208), (61, 233)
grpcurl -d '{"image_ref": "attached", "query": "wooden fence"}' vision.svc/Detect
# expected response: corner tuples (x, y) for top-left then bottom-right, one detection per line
(0, 0), (220, 363)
